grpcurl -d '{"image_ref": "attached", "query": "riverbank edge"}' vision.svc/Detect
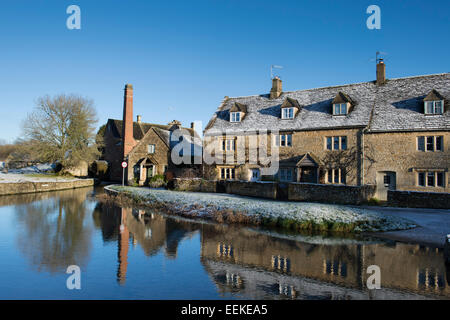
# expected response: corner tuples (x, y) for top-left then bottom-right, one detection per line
(0, 178), (95, 196)
(103, 185), (417, 234)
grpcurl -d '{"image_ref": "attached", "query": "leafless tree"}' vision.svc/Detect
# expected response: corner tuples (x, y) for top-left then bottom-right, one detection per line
(22, 94), (100, 168)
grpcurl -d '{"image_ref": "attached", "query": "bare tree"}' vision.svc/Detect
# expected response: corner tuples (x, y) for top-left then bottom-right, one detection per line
(22, 94), (99, 168)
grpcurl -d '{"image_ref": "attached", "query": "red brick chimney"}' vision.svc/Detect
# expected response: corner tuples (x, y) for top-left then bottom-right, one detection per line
(122, 84), (135, 158)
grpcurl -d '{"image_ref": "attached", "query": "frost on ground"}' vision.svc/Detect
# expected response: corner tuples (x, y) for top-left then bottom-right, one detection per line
(108, 186), (417, 233)
(0, 173), (79, 183)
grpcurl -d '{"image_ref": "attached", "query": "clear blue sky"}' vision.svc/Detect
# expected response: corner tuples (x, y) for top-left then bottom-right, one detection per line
(0, 0), (449, 142)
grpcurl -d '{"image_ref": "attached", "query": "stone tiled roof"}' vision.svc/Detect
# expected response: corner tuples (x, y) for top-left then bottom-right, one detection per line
(204, 73), (450, 135)
(368, 73), (450, 132)
(107, 119), (197, 140)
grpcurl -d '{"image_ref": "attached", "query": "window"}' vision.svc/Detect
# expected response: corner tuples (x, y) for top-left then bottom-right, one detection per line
(333, 103), (348, 115)
(279, 168), (293, 182)
(417, 171), (446, 188)
(418, 172), (425, 186)
(327, 168), (346, 184)
(281, 107), (294, 119)
(222, 139), (235, 151)
(220, 167), (235, 180)
(417, 136), (425, 151)
(326, 136), (347, 150)
(230, 112), (241, 122)
(148, 144), (155, 154)
(425, 101), (444, 115)
(218, 243), (234, 258)
(275, 134), (292, 147)
(272, 256), (290, 272)
(436, 136), (443, 151)
(418, 136), (444, 152)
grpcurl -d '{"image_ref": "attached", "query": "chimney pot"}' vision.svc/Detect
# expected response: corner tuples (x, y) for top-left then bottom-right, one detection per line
(376, 60), (386, 85)
(137, 115), (141, 124)
(270, 76), (282, 99)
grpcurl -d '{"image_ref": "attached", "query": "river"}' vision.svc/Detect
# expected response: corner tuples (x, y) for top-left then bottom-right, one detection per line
(0, 186), (448, 299)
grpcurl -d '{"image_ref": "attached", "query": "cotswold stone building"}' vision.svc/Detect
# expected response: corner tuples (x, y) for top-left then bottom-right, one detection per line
(103, 84), (201, 185)
(203, 62), (449, 199)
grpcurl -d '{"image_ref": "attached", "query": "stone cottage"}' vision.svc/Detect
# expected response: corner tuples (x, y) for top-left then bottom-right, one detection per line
(103, 84), (201, 185)
(203, 61), (449, 200)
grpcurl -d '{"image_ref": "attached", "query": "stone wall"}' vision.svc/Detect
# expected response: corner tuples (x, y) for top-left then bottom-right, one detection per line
(288, 183), (376, 205)
(172, 178), (217, 193)
(388, 190), (450, 209)
(364, 131), (450, 194)
(0, 179), (95, 196)
(225, 181), (278, 199)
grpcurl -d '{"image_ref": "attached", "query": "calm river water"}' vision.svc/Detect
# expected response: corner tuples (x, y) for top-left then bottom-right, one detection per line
(0, 186), (448, 300)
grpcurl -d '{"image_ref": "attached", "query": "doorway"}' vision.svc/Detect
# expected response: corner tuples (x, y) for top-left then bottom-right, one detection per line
(376, 171), (396, 200)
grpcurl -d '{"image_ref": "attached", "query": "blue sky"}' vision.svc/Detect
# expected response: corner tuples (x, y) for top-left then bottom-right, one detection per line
(0, 0), (449, 142)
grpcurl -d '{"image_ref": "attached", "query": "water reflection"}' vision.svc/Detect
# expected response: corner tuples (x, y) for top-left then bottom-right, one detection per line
(3, 188), (449, 299)
(200, 224), (449, 299)
(13, 188), (93, 274)
(92, 202), (199, 285)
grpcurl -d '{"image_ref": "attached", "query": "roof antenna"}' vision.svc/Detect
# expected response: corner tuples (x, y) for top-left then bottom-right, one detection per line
(372, 51), (388, 63)
(271, 65), (283, 79)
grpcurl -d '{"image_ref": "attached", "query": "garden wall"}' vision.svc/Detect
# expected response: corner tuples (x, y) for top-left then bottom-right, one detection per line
(225, 181), (278, 200)
(0, 179), (95, 196)
(172, 178), (218, 193)
(388, 190), (450, 209)
(288, 183), (376, 205)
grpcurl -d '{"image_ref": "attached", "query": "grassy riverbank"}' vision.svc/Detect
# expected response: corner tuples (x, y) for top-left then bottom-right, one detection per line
(103, 186), (417, 233)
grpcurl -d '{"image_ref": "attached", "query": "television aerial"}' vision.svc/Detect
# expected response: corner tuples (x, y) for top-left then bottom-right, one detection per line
(271, 65), (283, 79)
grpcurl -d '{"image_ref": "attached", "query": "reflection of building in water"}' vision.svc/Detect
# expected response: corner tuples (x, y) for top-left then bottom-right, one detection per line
(200, 224), (449, 299)
(93, 203), (200, 285)
(117, 208), (130, 285)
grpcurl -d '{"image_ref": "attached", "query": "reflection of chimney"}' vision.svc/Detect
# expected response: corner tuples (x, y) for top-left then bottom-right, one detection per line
(137, 115), (141, 124)
(117, 208), (130, 285)
(122, 84), (135, 158)
(376, 60), (386, 85)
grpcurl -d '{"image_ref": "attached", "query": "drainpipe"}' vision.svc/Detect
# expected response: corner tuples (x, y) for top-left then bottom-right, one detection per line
(362, 129), (365, 186)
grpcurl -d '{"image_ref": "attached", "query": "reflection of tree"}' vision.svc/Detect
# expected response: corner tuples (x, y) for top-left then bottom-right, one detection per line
(14, 188), (93, 273)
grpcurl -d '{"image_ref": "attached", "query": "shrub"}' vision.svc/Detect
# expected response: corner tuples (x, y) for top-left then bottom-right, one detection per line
(368, 197), (381, 206)
(148, 174), (167, 188)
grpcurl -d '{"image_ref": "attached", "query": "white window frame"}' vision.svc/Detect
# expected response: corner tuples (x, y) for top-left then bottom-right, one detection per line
(148, 144), (155, 154)
(418, 136), (444, 152)
(417, 171), (445, 188)
(325, 136), (347, 150)
(326, 168), (346, 184)
(333, 103), (348, 115)
(221, 138), (235, 151)
(220, 167), (236, 180)
(424, 100), (444, 115)
(275, 133), (292, 147)
(281, 107), (294, 119)
(250, 168), (260, 181)
(230, 112), (241, 122)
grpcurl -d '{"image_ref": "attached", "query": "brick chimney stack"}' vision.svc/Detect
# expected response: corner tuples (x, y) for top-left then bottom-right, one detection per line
(122, 84), (135, 158)
(270, 76), (282, 99)
(376, 59), (386, 85)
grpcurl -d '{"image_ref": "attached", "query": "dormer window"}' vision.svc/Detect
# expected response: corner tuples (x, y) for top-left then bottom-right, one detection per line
(333, 103), (348, 115)
(230, 112), (241, 122)
(280, 97), (301, 119)
(424, 90), (445, 115)
(332, 92), (354, 116)
(281, 107), (294, 119)
(425, 101), (444, 115)
(229, 102), (247, 122)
